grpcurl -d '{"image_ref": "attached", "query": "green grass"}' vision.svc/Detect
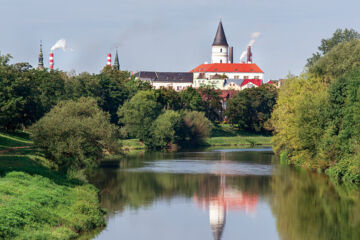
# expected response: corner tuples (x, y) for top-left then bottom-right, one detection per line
(122, 138), (145, 150)
(0, 131), (106, 239)
(0, 132), (32, 150)
(202, 135), (272, 147)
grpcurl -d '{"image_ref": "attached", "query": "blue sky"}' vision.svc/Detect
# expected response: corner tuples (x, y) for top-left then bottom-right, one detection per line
(1, 0), (359, 79)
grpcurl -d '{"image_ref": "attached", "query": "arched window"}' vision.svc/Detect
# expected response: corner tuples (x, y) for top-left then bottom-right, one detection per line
(220, 48), (222, 52)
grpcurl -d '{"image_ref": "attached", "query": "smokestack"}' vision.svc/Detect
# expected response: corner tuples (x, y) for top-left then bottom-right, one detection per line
(49, 52), (54, 70)
(107, 53), (111, 66)
(247, 46), (252, 63)
(229, 46), (233, 64)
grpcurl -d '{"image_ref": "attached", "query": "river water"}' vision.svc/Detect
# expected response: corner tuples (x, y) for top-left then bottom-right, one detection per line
(88, 148), (359, 240)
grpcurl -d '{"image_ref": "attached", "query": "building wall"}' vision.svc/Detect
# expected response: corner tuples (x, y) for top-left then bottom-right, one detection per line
(193, 72), (264, 80)
(194, 79), (225, 89)
(151, 82), (193, 91)
(211, 46), (228, 64)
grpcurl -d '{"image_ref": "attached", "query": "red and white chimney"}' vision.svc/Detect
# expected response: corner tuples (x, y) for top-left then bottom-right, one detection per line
(247, 46), (252, 63)
(49, 52), (54, 70)
(107, 53), (111, 66)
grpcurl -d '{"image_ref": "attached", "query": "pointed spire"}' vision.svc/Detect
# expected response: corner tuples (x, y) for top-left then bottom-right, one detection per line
(212, 20), (228, 46)
(38, 41), (44, 70)
(113, 50), (120, 70)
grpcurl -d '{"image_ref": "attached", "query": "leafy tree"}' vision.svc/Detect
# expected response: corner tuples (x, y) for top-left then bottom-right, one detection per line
(117, 90), (162, 141)
(155, 87), (182, 110)
(226, 84), (278, 133)
(0, 61), (42, 131)
(198, 86), (223, 122)
(149, 110), (185, 149)
(309, 39), (360, 82)
(29, 97), (120, 171)
(183, 111), (212, 145)
(307, 28), (360, 67)
(180, 87), (205, 112)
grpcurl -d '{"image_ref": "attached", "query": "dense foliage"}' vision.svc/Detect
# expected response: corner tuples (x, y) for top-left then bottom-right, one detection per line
(272, 31), (360, 184)
(226, 84), (278, 133)
(29, 98), (120, 171)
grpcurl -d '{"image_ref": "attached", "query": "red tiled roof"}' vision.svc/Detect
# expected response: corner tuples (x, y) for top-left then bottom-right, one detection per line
(240, 79), (262, 87)
(190, 63), (264, 73)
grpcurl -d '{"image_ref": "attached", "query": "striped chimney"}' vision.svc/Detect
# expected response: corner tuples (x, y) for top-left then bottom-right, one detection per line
(107, 53), (111, 66)
(49, 52), (54, 70)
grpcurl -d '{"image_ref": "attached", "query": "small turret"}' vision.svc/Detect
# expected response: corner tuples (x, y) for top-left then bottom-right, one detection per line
(113, 50), (120, 70)
(211, 19), (229, 64)
(38, 41), (44, 70)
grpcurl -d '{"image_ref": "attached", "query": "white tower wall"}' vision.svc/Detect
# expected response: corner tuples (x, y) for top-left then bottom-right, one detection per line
(211, 45), (228, 64)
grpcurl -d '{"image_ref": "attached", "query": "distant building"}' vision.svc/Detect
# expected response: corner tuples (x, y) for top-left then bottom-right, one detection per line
(136, 19), (264, 96)
(135, 71), (193, 91)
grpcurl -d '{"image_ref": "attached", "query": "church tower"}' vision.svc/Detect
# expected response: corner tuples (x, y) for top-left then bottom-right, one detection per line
(211, 20), (229, 64)
(113, 50), (120, 70)
(38, 41), (44, 70)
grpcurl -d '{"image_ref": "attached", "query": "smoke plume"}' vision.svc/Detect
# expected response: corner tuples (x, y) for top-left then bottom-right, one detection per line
(51, 39), (73, 52)
(240, 32), (261, 62)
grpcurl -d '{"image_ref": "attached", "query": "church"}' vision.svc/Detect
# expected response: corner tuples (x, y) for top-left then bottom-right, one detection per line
(135, 20), (264, 92)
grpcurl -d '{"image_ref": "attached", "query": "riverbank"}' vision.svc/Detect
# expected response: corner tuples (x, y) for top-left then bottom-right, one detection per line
(0, 132), (105, 239)
(122, 124), (272, 151)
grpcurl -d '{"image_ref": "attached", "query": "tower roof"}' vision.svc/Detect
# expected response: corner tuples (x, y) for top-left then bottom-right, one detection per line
(113, 50), (120, 70)
(212, 20), (228, 46)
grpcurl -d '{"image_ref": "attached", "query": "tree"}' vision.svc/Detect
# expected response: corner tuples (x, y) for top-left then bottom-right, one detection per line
(0, 62), (42, 131)
(183, 111), (212, 146)
(180, 87), (205, 112)
(226, 84), (278, 133)
(306, 28), (360, 67)
(198, 87), (223, 122)
(117, 90), (162, 140)
(149, 110), (185, 149)
(155, 87), (182, 110)
(29, 97), (120, 171)
(309, 39), (360, 82)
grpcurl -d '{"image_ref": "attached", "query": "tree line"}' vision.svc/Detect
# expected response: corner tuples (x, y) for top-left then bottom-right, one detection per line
(0, 52), (278, 172)
(271, 28), (360, 185)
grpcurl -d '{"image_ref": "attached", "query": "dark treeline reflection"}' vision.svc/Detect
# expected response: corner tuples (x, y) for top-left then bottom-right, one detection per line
(89, 169), (271, 214)
(271, 167), (360, 240)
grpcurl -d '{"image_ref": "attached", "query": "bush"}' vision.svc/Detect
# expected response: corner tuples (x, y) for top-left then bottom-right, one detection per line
(29, 97), (120, 171)
(183, 111), (212, 145)
(148, 110), (185, 149)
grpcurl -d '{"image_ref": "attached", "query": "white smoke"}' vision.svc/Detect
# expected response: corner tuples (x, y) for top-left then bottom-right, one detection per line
(240, 32), (261, 62)
(51, 39), (73, 52)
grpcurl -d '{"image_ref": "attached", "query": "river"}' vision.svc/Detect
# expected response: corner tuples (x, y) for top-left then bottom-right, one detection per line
(87, 148), (359, 240)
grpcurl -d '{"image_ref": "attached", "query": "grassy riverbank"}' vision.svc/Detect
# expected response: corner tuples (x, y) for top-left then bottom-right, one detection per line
(122, 124), (272, 151)
(0, 132), (105, 239)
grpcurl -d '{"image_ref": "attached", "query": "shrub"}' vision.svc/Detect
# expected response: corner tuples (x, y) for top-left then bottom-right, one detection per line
(29, 97), (120, 171)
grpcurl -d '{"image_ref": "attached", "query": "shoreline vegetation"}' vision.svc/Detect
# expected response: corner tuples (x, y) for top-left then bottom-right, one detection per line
(0, 132), (106, 239)
(122, 124), (272, 151)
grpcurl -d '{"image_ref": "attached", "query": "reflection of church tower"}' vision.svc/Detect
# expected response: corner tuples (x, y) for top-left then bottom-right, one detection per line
(209, 174), (226, 240)
(209, 199), (226, 240)
(38, 41), (44, 70)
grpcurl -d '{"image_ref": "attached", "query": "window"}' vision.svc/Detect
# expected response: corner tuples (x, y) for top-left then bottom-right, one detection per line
(254, 76), (259, 79)
(220, 48), (222, 52)
(244, 76), (249, 79)
(220, 60), (222, 63)
(234, 75), (239, 79)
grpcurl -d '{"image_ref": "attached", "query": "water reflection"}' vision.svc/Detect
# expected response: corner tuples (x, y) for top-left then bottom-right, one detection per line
(88, 149), (359, 240)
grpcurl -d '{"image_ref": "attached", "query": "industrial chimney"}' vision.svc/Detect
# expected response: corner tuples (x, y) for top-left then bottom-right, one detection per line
(247, 46), (252, 63)
(107, 53), (111, 66)
(49, 52), (54, 70)
(229, 46), (233, 64)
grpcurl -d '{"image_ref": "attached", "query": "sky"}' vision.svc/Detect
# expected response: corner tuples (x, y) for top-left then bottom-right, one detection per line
(0, 0), (359, 80)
